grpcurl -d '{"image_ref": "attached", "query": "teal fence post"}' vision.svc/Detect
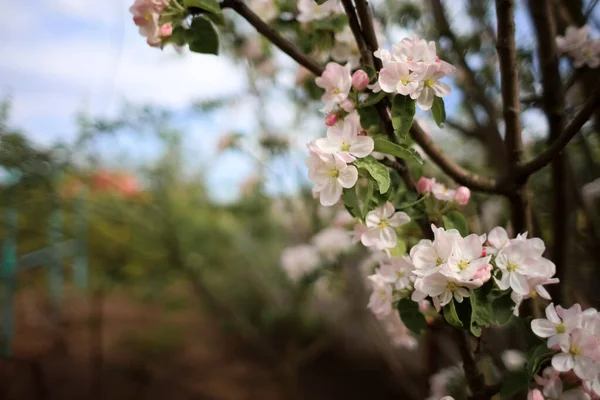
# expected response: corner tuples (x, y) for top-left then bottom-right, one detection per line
(48, 195), (64, 310)
(73, 187), (88, 289)
(1, 188), (18, 358)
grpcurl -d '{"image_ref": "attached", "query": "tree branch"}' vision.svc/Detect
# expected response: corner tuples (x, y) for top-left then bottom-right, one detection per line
(340, 0), (373, 67)
(221, 0), (323, 76)
(409, 123), (506, 193)
(517, 81), (600, 178)
(495, 0), (531, 233)
(527, 0), (568, 304)
(353, 0), (382, 69)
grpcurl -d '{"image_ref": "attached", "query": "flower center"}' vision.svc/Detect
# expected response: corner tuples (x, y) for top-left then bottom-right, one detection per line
(529, 290), (538, 298)
(144, 13), (153, 20)
(458, 259), (469, 271)
(424, 79), (435, 88)
(407, 56), (414, 61)
(447, 282), (457, 292)
(556, 322), (566, 334)
(378, 219), (389, 229)
(569, 344), (581, 356)
(340, 141), (351, 152)
(507, 262), (517, 272)
(327, 168), (340, 178)
(435, 256), (444, 266)
(396, 271), (405, 278)
(400, 78), (409, 86)
(332, 88), (341, 95)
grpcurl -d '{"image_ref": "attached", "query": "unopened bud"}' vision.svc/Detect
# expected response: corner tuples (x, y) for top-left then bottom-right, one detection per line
(159, 24), (173, 38)
(352, 69), (370, 91)
(416, 177), (433, 194)
(325, 113), (339, 126)
(454, 186), (471, 205)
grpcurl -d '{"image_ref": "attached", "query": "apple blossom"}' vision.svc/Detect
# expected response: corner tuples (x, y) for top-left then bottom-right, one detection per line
(352, 221), (368, 244)
(379, 312), (418, 349)
(502, 349), (526, 371)
(361, 202), (411, 250)
(367, 274), (394, 317)
(378, 61), (421, 96)
(532, 303), (583, 350)
(414, 271), (482, 310)
(495, 241), (555, 295)
(411, 63), (453, 110)
(410, 225), (461, 277)
(352, 70), (370, 91)
(431, 179), (456, 201)
(551, 328), (598, 380)
(315, 62), (352, 112)
(529, 389), (545, 400)
(280, 244), (321, 281)
(340, 98), (355, 112)
(332, 25), (361, 68)
(512, 276), (560, 316)
(248, 0), (278, 22)
(297, 0), (341, 23)
(315, 112), (374, 162)
(312, 227), (352, 261)
(159, 23), (172, 38)
(325, 113), (339, 126)
(440, 233), (491, 282)
(372, 256), (416, 291)
(535, 367), (564, 399)
(454, 186), (470, 205)
(306, 152), (358, 206)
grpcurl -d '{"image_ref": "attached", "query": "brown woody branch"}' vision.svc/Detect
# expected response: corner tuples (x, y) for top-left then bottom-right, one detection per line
(221, 0), (323, 76)
(340, 0), (373, 67)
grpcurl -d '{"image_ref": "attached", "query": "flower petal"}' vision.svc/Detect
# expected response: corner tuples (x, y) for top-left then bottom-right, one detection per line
(531, 319), (558, 338)
(551, 353), (574, 372)
(337, 165), (358, 188)
(349, 136), (374, 158)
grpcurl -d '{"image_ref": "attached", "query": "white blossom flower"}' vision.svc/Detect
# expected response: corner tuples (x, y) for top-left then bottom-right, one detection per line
(331, 25), (361, 68)
(361, 202), (410, 250)
(556, 25), (600, 69)
(535, 367), (563, 399)
(312, 227), (352, 261)
(532, 303), (583, 349)
(315, 112), (374, 162)
(378, 61), (421, 96)
(415, 272), (482, 310)
(511, 276), (559, 316)
(297, 0), (341, 23)
(495, 241), (554, 295)
(551, 328), (598, 380)
(281, 244), (320, 281)
(374, 256), (416, 291)
(391, 35), (437, 69)
(431, 179), (456, 201)
(411, 225), (461, 276)
(411, 63), (453, 110)
(315, 62), (352, 112)
(441, 233), (491, 282)
(307, 152), (358, 206)
(367, 274), (394, 317)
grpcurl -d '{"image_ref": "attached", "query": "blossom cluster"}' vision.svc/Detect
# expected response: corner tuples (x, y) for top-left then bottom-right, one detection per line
(556, 25), (600, 69)
(529, 303), (600, 399)
(130, 0), (173, 48)
(374, 35), (456, 110)
(417, 176), (471, 205)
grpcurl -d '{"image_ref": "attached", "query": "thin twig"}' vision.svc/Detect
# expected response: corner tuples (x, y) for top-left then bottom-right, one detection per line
(221, 0), (323, 76)
(517, 80), (600, 177)
(340, 0), (373, 67)
(353, 0), (382, 69)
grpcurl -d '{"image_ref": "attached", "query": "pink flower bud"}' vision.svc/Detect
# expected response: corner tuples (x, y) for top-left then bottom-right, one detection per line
(472, 264), (492, 283)
(352, 69), (370, 91)
(527, 389), (544, 400)
(159, 23), (173, 37)
(481, 247), (487, 257)
(454, 186), (471, 205)
(325, 113), (339, 126)
(340, 98), (355, 112)
(416, 177), (433, 194)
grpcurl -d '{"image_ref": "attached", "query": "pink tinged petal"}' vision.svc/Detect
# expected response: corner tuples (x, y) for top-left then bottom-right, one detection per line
(314, 137), (341, 154)
(365, 212), (381, 228)
(546, 303), (561, 324)
(378, 68), (401, 93)
(338, 152), (356, 163)
(547, 333), (568, 350)
(439, 290), (453, 306)
(337, 165), (358, 188)
(574, 356), (597, 380)
(531, 319), (559, 338)
(552, 353), (575, 372)
(432, 81), (452, 97)
(349, 136), (374, 158)
(536, 284), (552, 300)
(361, 228), (382, 247)
(382, 202), (395, 218)
(380, 227), (397, 248)
(389, 211), (410, 227)
(510, 272), (530, 295)
(417, 87), (435, 110)
(495, 272), (511, 290)
(319, 180), (342, 206)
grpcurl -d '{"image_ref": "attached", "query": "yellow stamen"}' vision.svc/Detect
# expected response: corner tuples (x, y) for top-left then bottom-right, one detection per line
(327, 168), (339, 178)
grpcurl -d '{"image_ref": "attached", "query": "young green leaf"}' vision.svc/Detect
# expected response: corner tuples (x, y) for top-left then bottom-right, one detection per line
(341, 187), (361, 218)
(442, 210), (468, 236)
(373, 138), (424, 164)
(186, 17), (219, 55)
(396, 299), (427, 335)
(362, 65), (377, 82)
(391, 94), (416, 137)
(469, 289), (492, 337)
(499, 371), (530, 398)
(443, 299), (463, 328)
(389, 240), (407, 257)
(490, 291), (515, 326)
(431, 96), (446, 128)
(313, 0), (329, 4)
(359, 91), (387, 108)
(526, 344), (556, 377)
(184, 0), (222, 15)
(357, 106), (381, 133)
(353, 156), (391, 194)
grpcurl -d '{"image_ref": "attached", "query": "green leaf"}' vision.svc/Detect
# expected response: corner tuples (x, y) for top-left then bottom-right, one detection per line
(391, 94), (416, 137)
(389, 240), (407, 257)
(186, 17), (219, 55)
(313, 14), (348, 32)
(353, 156), (391, 194)
(362, 65), (377, 81)
(184, 0), (221, 15)
(203, 9), (225, 26)
(442, 210), (468, 237)
(166, 26), (187, 46)
(443, 299), (463, 328)
(359, 91), (387, 108)
(396, 299), (427, 336)
(341, 187), (361, 218)
(491, 291), (515, 326)
(526, 343), (556, 377)
(357, 106), (380, 133)
(373, 138), (424, 164)
(431, 97), (446, 128)
(469, 289), (492, 337)
(499, 371), (530, 398)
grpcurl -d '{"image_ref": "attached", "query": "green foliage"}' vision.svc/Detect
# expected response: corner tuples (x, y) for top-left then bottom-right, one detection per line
(353, 156), (391, 194)
(499, 371), (530, 398)
(431, 97), (446, 128)
(443, 211), (468, 236)
(359, 92), (387, 108)
(391, 94), (415, 138)
(469, 288), (492, 337)
(357, 106), (381, 133)
(526, 343), (556, 377)
(396, 299), (427, 335)
(372, 138), (423, 164)
(184, 0), (221, 15)
(388, 240), (407, 257)
(186, 17), (219, 55)
(341, 187), (361, 218)
(490, 290), (515, 325)
(443, 299), (463, 328)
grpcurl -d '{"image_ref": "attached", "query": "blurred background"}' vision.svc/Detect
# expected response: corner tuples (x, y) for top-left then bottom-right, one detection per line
(1, 0), (600, 399)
